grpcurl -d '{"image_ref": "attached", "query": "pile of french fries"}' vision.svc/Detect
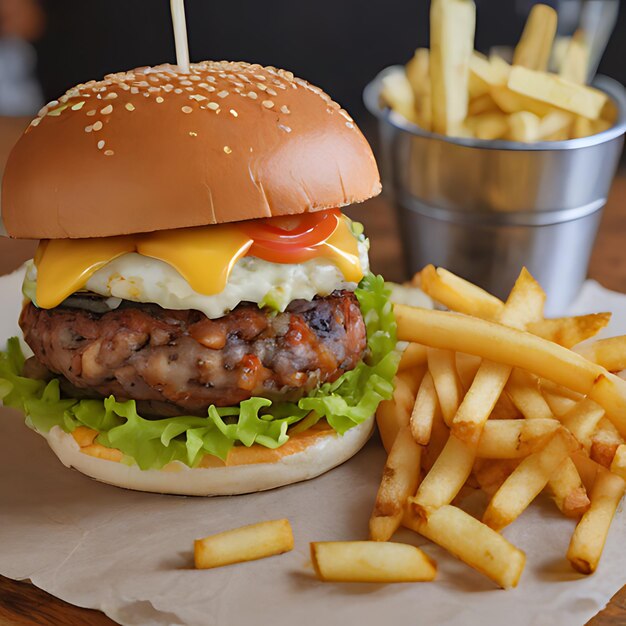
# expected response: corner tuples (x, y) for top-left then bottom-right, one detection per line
(381, 0), (615, 142)
(371, 265), (626, 587)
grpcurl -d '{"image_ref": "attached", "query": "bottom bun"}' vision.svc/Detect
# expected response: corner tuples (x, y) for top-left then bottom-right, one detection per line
(42, 416), (374, 496)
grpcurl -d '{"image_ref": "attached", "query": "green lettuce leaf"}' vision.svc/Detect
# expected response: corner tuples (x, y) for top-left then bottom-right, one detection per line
(0, 274), (399, 470)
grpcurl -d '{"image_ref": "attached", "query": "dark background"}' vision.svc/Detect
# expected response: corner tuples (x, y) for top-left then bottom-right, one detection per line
(32, 0), (625, 124)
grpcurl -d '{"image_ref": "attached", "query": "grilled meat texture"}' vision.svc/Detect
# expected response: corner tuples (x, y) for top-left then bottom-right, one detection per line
(19, 291), (366, 413)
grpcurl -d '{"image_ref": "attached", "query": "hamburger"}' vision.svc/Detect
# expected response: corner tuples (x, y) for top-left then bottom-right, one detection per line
(0, 61), (399, 495)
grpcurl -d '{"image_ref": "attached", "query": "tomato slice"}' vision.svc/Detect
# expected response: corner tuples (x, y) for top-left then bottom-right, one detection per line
(240, 209), (342, 264)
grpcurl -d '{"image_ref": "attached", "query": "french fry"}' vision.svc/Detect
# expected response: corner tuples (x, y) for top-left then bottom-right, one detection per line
(506, 368), (553, 420)
(576, 335), (626, 372)
(571, 451), (600, 493)
(429, 0), (476, 135)
(410, 371), (440, 445)
(609, 444), (626, 482)
(473, 458), (521, 496)
(397, 364), (427, 396)
(381, 70), (417, 123)
(559, 30), (589, 85)
(393, 304), (626, 436)
(419, 265), (503, 319)
(548, 458), (590, 518)
(567, 469), (626, 574)
(194, 519), (294, 569)
(543, 390), (578, 417)
(406, 48), (432, 130)
(527, 313), (611, 348)
(513, 3), (558, 71)
(560, 398), (605, 451)
(421, 408), (449, 473)
(403, 506), (526, 588)
(490, 85), (556, 117)
(508, 66), (608, 120)
(469, 52), (509, 98)
(465, 112), (509, 140)
(477, 418), (560, 459)
(468, 93), (499, 116)
(427, 348), (463, 426)
(409, 434), (474, 515)
(482, 429), (576, 530)
(590, 417), (623, 468)
(537, 110), (574, 141)
(455, 353), (482, 390)
(508, 111), (540, 142)
(398, 343), (428, 372)
(369, 427), (422, 541)
(310, 541), (437, 583)
(376, 375), (416, 452)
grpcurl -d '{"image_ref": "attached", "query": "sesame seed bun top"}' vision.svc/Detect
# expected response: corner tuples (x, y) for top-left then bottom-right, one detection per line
(1, 61), (381, 239)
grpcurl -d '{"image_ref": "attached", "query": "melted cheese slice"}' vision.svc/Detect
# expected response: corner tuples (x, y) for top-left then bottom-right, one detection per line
(34, 216), (363, 309)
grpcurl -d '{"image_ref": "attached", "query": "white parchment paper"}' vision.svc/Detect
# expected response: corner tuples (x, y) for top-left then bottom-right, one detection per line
(1, 270), (625, 626)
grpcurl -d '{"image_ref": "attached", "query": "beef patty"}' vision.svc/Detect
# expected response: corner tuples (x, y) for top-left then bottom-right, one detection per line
(19, 291), (367, 414)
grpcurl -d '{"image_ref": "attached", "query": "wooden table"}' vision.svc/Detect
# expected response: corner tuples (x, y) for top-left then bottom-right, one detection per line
(1, 173), (625, 625)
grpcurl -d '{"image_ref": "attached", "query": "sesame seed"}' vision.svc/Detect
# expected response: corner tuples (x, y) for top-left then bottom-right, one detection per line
(130, 87), (139, 94)
(100, 104), (113, 115)
(86, 109), (96, 116)
(266, 88), (277, 97)
(280, 105), (290, 114)
(156, 96), (164, 103)
(254, 74), (266, 81)
(346, 122), (354, 129)
(104, 92), (118, 99)
(185, 87), (194, 92)
(180, 80), (193, 86)
(181, 106), (193, 113)
(229, 109), (238, 117)
(125, 103), (136, 111)
(97, 140), (105, 149)
(278, 124), (292, 133)
(223, 146), (232, 154)
(84, 125), (93, 133)
(71, 101), (85, 111)
(174, 88), (183, 94)
(190, 94), (207, 101)
(30, 118), (41, 127)
(207, 102), (219, 110)
(104, 150), (114, 156)
(262, 100), (275, 109)
(217, 90), (229, 98)
(189, 131), (198, 137)
(247, 91), (258, 99)
(257, 83), (267, 91)
(92, 121), (103, 131)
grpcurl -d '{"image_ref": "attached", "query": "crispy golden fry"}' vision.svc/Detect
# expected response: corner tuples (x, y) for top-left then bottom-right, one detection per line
(376, 375), (416, 453)
(427, 348), (463, 426)
(567, 469), (625, 574)
(548, 457), (590, 518)
(419, 265), (503, 319)
(406, 48), (432, 130)
(194, 519), (294, 569)
(499, 267), (546, 328)
(490, 84), (556, 117)
(410, 371), (440, 445)
(403, 506), (526, 588)
(429, 0), (476, 135)
(543, 390), (578, 417)
(508, 111), (540, 142)
(393, 304), (626, 436)
(506, 369), (553, 420)
(310, 541), (436, 583)
(409, 434), (474, 515)
(455, 353), (482, 390)
(560, 398), (605, 451)
(576, 335), (626, 372)
(422, 408), (450, 473)
(369, 427), (422, 541)
(527, 313), (611, 348)
(571, 451), (600, 493)
(560, 30), (589, 85)
(508, 66), (607, 119)
(590, 417), (623, 468)
(477, 418), (560, 459)
(513, 3), (557, 71)
(451, 360), (511, 444)
(482, 429), (576, 530)
(381, 70), (417, 123)
(540, 379), (585, 402)
(399, 343), (428, 372)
